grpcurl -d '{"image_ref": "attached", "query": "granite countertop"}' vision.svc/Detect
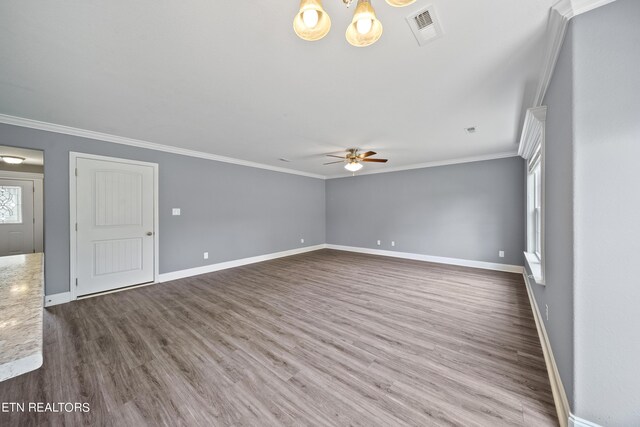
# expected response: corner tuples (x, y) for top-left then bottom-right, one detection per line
(0, 253), (44, 382)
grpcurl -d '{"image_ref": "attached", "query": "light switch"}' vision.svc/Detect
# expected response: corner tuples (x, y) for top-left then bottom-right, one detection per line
(172, 208), (181, 216)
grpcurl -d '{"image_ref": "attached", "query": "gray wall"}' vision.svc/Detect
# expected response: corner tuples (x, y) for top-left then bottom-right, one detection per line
(572, 0), (640, 424)
(530, 21), (576, 407)
(0, 123), (326, 296)
(326, 157), (525, 266)
(533, 0), (640, 424)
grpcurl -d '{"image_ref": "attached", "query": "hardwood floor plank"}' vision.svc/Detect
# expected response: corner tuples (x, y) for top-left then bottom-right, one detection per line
(0, 250), (557, 426)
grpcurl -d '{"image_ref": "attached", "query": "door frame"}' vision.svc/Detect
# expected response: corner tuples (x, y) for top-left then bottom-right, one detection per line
(69, 152), (159, 300)
(0, 171), (44, 254)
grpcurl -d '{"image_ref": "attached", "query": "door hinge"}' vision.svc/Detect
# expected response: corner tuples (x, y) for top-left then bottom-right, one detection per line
(75, 168), (78, 177)
(75, 223), (78, 231)
(75, 278), (78, 287)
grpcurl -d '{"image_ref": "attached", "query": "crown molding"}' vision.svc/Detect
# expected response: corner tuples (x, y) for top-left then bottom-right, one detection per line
(532, 0), (617, 107)
(0, 114), (326, 180)
(325, 151), (520, 179)
(553, 0), (617, 19)
(1, 114), (522, 181)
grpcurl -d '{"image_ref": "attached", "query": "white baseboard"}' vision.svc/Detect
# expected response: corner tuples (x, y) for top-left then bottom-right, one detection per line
(157, 244), (327, 283)
(569, 414), (603, 427)
(522, 274), (603, 427)
(326, 244), (524, 273)
(44, 292), (72, 307)
(522, 273), (570, 427)
(44, 245), (522, 305)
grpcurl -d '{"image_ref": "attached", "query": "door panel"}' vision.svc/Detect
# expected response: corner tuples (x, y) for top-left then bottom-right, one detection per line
(76, 157), (155, 297)
(0, 179), (35, 256)
(94, 170), (143, 226)
(93, 238), (142, 276)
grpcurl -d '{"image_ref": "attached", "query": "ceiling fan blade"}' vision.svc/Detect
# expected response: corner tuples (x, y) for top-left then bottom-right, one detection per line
(358, 151), (377, 158)
(361, 158), (388, 163)
(323, 161), (344, 165)
(326, 154), (346, 159)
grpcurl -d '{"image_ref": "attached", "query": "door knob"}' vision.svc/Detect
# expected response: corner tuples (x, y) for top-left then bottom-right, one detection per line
(146, 231), (153, 236)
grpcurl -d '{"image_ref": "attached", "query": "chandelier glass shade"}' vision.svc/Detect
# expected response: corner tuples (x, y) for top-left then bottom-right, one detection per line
(385, 0), (416, 7)
(293, 0), (332, 41)
(294, 0), (412, 46)
(345, 0), (383, 47)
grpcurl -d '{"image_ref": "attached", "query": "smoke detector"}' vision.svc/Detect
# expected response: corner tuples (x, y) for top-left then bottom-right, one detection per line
(406, 6), (443, 46)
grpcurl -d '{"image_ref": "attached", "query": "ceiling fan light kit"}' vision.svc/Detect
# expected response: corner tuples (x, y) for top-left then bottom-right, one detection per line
(294, 0), (412, 47)
(345, 161), (363, 172)
(323, 148), (388, 174)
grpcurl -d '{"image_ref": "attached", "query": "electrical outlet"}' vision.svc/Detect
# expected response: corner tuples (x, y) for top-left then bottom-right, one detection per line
(545, 304), (549, 321)
(203, 252), (209, 260)
(300, 238), (304, 244)
(172, 208), (181, 216)
(377, 240), (381, 246)
(499, 250), (504, 258)
(391, 241), (395, 247)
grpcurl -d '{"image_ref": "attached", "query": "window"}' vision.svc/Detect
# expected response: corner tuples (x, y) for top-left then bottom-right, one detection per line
(520, 105), (546, 284)
(526, 143), (544, 283)
(532, 161), (542, 259)
(0, 186), (22, 224)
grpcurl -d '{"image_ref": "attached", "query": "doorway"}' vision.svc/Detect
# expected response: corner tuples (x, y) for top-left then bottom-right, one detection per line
(70, 153), (158, 298)
(0, 146), (44, 257)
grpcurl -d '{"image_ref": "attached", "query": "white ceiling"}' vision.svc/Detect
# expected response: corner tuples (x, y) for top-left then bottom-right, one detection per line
(0, 0), (553, 177)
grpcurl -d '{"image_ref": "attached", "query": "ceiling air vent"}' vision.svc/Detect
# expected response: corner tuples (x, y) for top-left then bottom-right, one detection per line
(406, 6), (443, 47)
(414, 10), (433, 30)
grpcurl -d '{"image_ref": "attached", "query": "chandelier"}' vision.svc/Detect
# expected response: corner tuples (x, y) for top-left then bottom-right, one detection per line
(293, 0), (415, 47)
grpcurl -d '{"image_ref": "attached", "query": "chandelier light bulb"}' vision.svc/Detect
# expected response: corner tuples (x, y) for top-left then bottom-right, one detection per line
(302, 9), (319, 28)
(356, 18), (373, 34)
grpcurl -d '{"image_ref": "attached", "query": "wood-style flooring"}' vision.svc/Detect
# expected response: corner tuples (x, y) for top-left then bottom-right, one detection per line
(0, 249), (558, 426)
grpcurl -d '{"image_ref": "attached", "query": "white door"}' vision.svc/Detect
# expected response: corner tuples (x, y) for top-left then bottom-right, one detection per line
(0, 179), (35, 256)
(75, 157), (156, 296)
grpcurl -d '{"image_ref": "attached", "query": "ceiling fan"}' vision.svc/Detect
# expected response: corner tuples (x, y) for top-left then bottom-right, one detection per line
(324, 148), (388, 172)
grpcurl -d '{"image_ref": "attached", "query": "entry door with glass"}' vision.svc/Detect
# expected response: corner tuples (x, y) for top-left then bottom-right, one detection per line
(0, 179), (35, 256)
